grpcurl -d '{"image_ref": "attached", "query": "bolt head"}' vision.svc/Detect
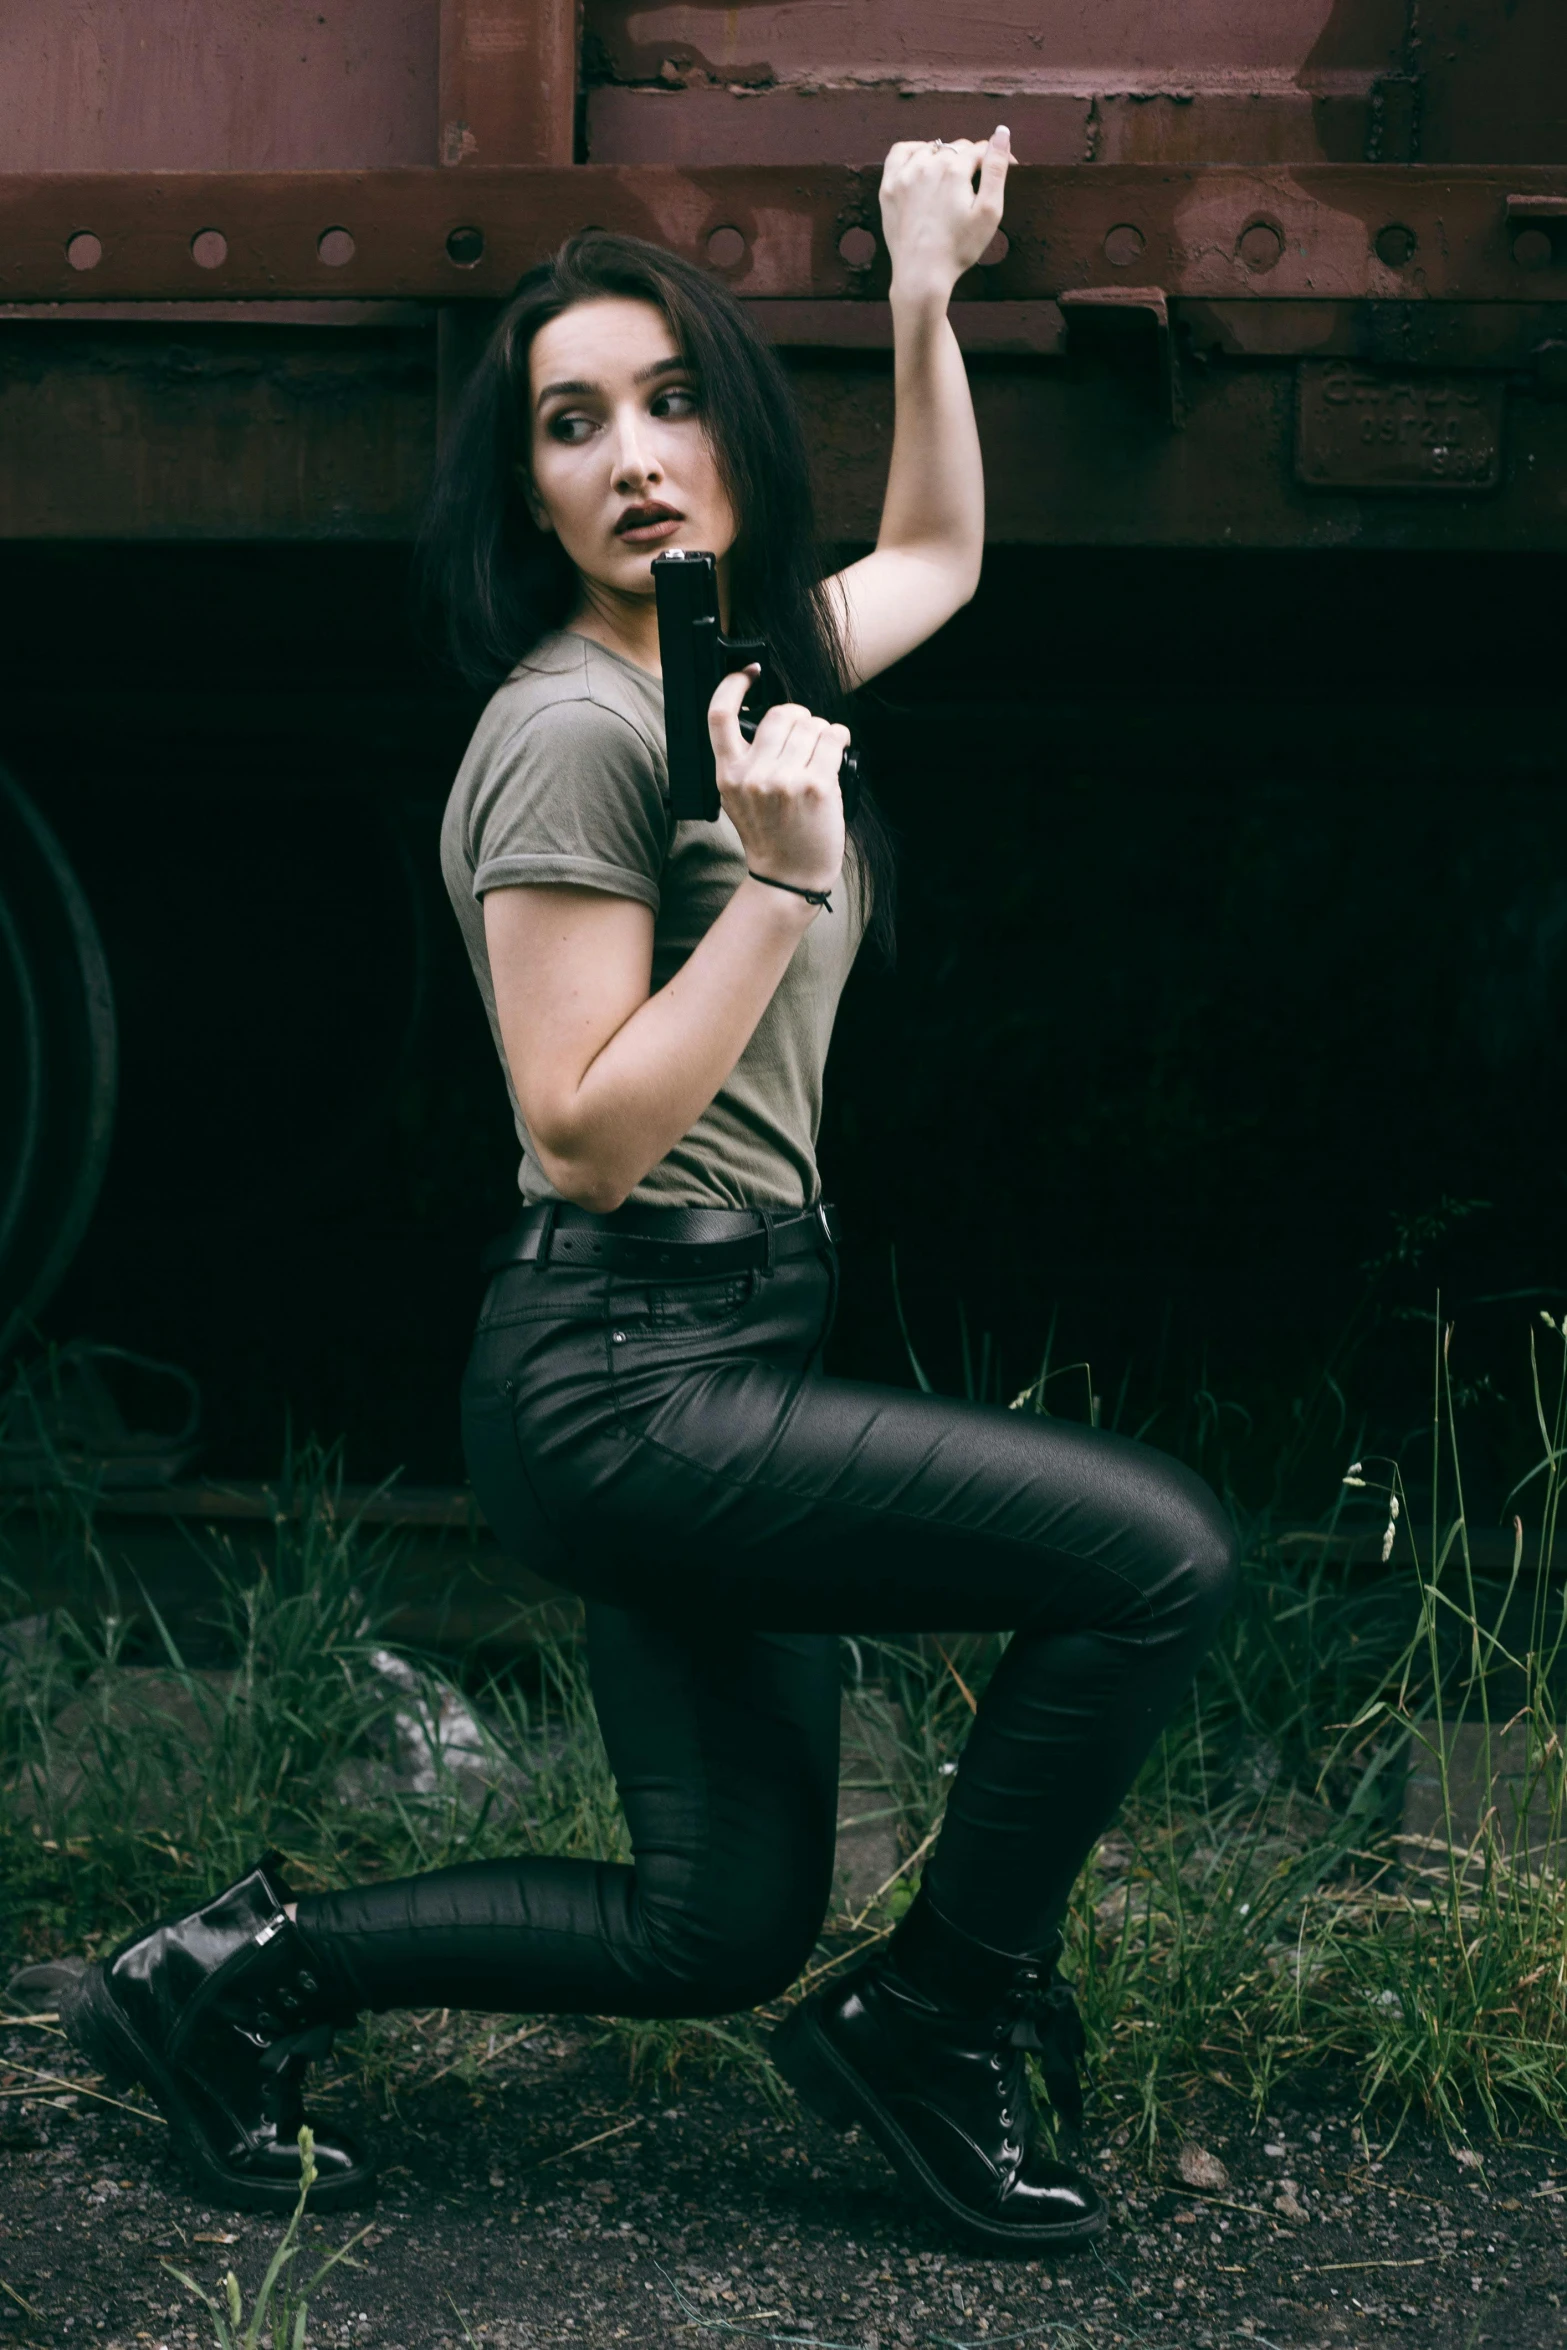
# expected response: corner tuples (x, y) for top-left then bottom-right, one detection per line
(1103, 223), (1145, 269)
(1238, 221), (1284, 272)
(1514, 226), (1555, 272)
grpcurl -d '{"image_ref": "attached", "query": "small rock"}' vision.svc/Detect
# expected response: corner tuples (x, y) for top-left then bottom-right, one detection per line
(4, 1957), (85, 2012)
(1274, 2188), (1309, 2222)
(22, 1666), (234, 1825)
(1177, 2143), (1230, 2193)
(1095, 1882), (1134, 1930)
(833, 1689), (907, 1915)
(1233, 1734), (1282, 1798)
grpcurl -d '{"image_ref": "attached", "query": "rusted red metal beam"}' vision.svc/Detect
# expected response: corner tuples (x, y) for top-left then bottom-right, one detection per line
(10, 165), (1567, 307)
(440, 0), (577, 170)
(435, 0), (578, 438)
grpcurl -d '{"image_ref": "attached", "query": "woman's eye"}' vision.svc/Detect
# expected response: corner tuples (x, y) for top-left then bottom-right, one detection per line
(652, 386), (699, 418)
(548, 413), (596, 444)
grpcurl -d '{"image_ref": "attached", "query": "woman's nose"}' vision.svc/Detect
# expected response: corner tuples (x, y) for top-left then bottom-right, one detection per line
(610, 409), (661, 492)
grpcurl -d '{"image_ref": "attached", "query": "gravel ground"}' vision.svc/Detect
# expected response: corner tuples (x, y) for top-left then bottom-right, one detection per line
(2, 2007), (1564, 2350)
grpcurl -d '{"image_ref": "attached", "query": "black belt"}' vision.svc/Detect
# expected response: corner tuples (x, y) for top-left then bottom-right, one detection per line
(481, 1199), (840, 1279)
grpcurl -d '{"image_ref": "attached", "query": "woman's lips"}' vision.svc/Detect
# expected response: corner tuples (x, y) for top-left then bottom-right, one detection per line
(615, 511), (683, 545)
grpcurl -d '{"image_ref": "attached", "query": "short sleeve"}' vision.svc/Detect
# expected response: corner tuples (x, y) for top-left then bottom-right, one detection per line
(468, 698), (669, 911)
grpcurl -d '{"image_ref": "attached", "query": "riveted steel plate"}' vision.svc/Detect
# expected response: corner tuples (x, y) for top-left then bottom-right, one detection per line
(6, 166), (1567, 305)
(1296, 360), (1504, 491)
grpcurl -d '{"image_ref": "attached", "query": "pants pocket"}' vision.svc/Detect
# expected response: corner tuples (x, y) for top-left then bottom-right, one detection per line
(646, 1271), (756, 1337)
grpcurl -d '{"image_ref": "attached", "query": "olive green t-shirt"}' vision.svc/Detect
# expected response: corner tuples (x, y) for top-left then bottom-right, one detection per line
(440, 629), (865, 1210)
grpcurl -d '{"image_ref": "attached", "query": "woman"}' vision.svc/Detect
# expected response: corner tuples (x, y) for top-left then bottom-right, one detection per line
(65, 134), (1236, 2251)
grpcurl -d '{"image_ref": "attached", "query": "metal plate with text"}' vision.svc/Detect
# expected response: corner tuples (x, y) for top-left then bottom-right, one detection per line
(1296, 362), (1504, 492)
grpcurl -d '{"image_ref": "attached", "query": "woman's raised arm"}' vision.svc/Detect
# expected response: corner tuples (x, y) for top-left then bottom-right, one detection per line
(826, 129), (1012, 689)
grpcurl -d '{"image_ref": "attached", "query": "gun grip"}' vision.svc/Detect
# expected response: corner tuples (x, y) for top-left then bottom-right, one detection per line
(652, 546), (861, 825)
(727, 637), (859, 820)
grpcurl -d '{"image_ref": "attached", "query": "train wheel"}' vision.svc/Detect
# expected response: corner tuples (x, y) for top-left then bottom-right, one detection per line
(0, 769), (118, 1362)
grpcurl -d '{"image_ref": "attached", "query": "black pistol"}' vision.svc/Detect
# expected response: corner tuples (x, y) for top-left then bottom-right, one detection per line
(652, 548), (859, 824)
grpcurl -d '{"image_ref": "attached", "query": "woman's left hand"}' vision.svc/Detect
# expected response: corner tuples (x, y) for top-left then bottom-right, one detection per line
(878, 126), (1012, 305)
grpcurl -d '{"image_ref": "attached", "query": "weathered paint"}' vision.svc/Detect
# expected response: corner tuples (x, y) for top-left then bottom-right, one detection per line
(585, 88), (1095, 167)
(13, 327), (1567, 552)
(1412, 0), (1567, 166)
(582, 0), (1413, 167)
(582, 0), (1567, 168)
(584, 1), (1404, 88)
(439, 0), (576, 167)
(4, 2), (1562, 176)
(7, 164), (1567, 306)
(0, 326), (434, 537)
(4, 0), (1567, 549)
(0, 1), (440, 170)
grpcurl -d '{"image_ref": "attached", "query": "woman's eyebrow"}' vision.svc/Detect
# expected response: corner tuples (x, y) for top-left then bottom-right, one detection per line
(534, 355), (689, 409)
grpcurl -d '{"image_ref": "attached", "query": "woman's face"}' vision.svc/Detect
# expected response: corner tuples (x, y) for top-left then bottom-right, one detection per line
(525, 295), (738, 608)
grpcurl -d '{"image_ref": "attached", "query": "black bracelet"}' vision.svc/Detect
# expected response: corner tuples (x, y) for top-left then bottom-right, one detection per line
(747, 870), (834, 913)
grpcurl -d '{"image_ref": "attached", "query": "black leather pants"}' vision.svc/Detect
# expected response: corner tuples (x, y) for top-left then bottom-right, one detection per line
(297, 1231), (1237, 2016)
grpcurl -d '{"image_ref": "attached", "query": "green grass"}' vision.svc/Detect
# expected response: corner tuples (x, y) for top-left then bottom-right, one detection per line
(3, 1304), (1566, 2163)
(161, 2127), (372, 2349)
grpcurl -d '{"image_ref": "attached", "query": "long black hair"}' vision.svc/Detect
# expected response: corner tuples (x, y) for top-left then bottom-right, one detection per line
(417, 230), (894, 955)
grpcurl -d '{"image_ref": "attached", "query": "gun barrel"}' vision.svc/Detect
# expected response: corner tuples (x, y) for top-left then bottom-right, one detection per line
(653, 549), (723, 822)
(653, 549), (857, 824)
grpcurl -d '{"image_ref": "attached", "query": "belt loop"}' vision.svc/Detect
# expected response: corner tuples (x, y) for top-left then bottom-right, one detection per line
(761, 1209), (776, 1277)
(534, 1200), (559, 1271)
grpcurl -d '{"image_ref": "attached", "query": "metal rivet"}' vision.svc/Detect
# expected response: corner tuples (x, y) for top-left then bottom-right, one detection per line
(1513, 226), (1555, 272)
(611, 1330), (627, 1344)
(446, 224), (486, 267)
(190, 228), (228, 269)
(1238, 221), (1284, 272)
(66, 231), (102, 272)
(1375, 222), (1417, 267)
(706, 225), (747, 270)
(838, 226), (878, 269)
(1103, 223), (1144, 268)
(317, 226), (356, 267)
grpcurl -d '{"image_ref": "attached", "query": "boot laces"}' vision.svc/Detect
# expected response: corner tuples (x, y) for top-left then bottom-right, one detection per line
(1000, 1963), (1086, 2134)
(986, 2014), (1034, 2168)
(257, 2021), (335, 2131)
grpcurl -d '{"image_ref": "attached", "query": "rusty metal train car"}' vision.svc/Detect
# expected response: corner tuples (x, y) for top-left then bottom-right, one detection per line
(4, 3), (1567, 1488)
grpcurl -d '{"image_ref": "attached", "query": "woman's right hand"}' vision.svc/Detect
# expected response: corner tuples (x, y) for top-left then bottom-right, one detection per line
(707, 665), (848, 900)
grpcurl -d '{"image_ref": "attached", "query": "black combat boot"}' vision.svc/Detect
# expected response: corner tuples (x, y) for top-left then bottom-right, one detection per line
(773, 1894), (1104, 2252)
(61, 1853), (374, 2212)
